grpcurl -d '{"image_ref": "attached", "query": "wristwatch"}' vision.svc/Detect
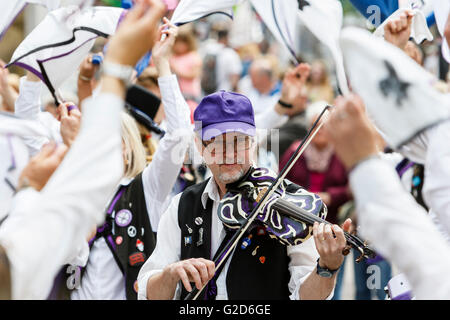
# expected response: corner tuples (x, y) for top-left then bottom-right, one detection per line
(277, 99), (293, 109)
(316, 258), (339, 278)
(100, 61), (134, 87)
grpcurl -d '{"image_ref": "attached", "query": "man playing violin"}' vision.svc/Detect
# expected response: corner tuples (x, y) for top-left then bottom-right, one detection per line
(137, 90), (351, 300)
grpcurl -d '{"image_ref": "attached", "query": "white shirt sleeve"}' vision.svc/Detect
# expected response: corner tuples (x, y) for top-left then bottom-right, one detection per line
(255, 107), (288, 149)
(141, 75), (193, 232)
(422, 121), (450, 239)
(137, 193), (182, 300)
(0, 93), (124, 299)
(14, 77), (61, 155)
(255, 105), (289, 130)
(350, 157), (450, 299)
(287, 237), (334, 300)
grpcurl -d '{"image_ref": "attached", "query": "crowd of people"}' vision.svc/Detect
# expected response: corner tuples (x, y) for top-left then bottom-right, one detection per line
(0, 0), (449, 301)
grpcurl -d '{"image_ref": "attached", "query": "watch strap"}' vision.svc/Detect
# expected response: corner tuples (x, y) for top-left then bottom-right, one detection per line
(277, 99), (293, 109)
(316, 258), (339, 276)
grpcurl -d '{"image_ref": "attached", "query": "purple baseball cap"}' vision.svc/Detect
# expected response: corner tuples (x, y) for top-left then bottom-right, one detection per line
(194, 91), (256, 141)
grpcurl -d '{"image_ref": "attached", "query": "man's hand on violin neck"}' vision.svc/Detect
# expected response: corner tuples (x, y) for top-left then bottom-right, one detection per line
(165, 258), (215, 293)
(313, 220), (350, 271)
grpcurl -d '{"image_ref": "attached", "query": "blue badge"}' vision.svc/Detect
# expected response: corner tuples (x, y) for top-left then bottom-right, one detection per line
(241, 237), (251, 250)
(184, 236), (192, 246)
(413, 176), (421, 187)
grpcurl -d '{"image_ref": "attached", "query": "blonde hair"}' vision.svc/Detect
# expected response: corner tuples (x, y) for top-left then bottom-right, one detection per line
(121, 112), (147, 179)
(175, 25), (198, 52)
(136, 122), (157, 164)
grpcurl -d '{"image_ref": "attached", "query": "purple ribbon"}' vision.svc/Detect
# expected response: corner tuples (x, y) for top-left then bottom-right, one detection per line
(203, 228), (235, 300)
(205, 280), (218, 300)
(395, 158), (414, 178)
(88, 187), (126, 246)
(67, 105), (78, 112)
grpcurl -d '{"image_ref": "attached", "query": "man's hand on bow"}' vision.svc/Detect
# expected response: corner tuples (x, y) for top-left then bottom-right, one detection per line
(164, 258), (215, 293)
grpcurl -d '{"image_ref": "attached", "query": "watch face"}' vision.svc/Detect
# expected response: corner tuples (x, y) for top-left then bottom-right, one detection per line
(318, 270), (333, 278)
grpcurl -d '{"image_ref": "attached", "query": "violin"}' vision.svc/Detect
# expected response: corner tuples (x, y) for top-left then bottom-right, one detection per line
(219, 166), (376, 261)
(184, 105), (373, 300)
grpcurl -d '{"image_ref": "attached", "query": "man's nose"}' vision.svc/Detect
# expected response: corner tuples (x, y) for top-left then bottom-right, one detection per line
(224, 146), (238, 164)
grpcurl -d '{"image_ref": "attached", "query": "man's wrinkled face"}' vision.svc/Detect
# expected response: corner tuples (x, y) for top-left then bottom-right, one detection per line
(196, 132), (255, 185)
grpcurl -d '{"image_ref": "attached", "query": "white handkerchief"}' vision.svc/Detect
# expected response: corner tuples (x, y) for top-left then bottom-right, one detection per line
(374, 8), (433, 44)
(432, 0), (450, 63)
(171, 0), (241, 25)
(0, 0), (93, 40)
(340, 27), (450, 149)
(297, 0), (349, 95)
(8, 6), (124, 90)
(250, 0), (299, 63)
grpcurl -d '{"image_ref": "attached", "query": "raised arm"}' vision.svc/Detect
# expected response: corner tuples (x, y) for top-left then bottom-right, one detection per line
(0, 60), (18, 112)
(141, 19), (193, 229)
(13, 71), (59, 155)
(77, 53), (103, 108)
(0, 0), (167, 299)
(255, 63), (310, 146)
(326, 94), (450, 299)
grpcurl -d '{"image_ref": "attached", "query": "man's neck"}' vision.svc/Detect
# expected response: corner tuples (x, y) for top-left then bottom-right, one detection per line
(214, 177), (228, 199)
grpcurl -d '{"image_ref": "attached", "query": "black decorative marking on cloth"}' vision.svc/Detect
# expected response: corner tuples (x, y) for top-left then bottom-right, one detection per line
(379, 60), (411, 107)
(298, 0), (311, 11)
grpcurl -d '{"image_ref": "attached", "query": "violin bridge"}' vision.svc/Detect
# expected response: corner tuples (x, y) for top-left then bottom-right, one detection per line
(256, 187), (268, 203)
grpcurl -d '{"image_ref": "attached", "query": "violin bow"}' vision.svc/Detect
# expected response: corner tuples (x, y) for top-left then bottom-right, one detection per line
(185, 105), (332, 300)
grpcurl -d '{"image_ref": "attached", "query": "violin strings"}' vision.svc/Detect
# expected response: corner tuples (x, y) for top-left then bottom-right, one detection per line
(272, 198), (373, 257)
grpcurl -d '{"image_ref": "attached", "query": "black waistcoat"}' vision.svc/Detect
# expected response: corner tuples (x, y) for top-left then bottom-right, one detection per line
(82, 172), (156, 300)
(178, 178), (291, 300)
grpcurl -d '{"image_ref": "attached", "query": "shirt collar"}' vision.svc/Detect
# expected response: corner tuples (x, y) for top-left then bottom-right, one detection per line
(201, 177), (221, 209)
(120, 176), (133, 186)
